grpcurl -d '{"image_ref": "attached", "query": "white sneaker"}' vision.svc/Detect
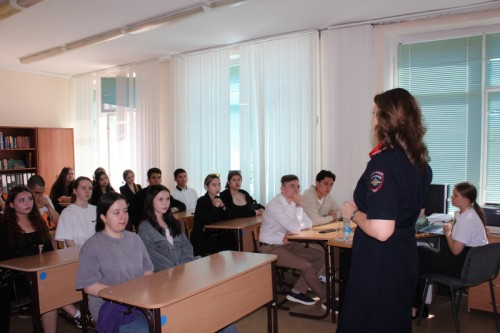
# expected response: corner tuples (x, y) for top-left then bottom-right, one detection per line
(318, 275), (327, 283)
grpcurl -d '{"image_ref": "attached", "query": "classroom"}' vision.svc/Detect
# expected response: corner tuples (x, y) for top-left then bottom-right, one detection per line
(1, 1), (500, 332)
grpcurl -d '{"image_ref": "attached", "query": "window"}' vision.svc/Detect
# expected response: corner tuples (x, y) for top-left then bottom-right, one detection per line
(398, 32), (500, 206)
(101, 76), (136, 112)
(97, 74), (137, 186)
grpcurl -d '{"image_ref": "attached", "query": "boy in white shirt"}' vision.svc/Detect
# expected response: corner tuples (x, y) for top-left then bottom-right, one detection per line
(171, 168), (198, 210)
(259, 174), (326, 309)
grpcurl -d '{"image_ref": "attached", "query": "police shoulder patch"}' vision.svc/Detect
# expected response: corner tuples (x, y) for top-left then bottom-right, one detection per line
(370, 171), (384, 193)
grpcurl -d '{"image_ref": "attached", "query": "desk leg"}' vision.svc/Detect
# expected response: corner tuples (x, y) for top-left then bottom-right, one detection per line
(337, 247), (352, 319)
(329, 246), (336, 323)
(153, 308), (161, 333)
(289, 241), (330, 320)
(270, 262), (278, 333)
(27, 271), (42, 333)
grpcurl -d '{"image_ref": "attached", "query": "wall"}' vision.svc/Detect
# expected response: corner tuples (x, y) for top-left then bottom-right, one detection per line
(0, 68), (71, 128)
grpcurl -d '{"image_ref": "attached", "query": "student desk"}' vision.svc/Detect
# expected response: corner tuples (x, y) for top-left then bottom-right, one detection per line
(204, 216), (262, 251)
(99, 251), (278, 333)
(173, 208), (195, 238)
(0, 246), (81, 333)
(286, 221), (347, 322)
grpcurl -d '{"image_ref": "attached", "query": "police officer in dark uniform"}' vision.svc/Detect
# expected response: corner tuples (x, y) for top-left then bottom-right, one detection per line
(339, 88), (432, 333)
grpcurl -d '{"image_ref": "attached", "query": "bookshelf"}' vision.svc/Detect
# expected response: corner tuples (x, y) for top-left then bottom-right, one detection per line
(0, 127), (74, 193)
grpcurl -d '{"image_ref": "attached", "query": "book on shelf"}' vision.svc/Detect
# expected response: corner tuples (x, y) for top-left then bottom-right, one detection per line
(1, 135), (31, 149)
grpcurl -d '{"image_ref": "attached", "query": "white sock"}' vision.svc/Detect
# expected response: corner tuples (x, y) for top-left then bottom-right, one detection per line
(73, 310), (81, 318)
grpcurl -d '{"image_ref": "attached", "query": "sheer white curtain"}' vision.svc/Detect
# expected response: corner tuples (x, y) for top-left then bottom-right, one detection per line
(320, 25), (375, 205)
(172, 49), (231, 195)
(72, 60), (160, 187)
(239, 32), (320, 203)
(72, 75), (98, 178)
(115, 61), (160, 186)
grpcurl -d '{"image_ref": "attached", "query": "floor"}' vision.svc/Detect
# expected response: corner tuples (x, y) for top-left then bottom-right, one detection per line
(9, 292), (499, 333)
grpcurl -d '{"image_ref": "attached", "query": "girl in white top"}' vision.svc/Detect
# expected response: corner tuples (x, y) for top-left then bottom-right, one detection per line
(445, 182), (488, 253)
(413, 181), (488, 317)
(55, 176), (97, 247)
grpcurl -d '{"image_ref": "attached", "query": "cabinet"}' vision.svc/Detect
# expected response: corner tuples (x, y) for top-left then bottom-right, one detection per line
(467, 234), (500, 312)
(0, 127), (74, 193)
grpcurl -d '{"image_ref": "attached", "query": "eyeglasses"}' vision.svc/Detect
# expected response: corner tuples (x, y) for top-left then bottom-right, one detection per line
(286, 184), (301, 190)
(208, 173), (220, 178)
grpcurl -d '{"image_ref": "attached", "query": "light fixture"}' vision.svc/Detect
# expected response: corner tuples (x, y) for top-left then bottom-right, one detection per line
(18, 0), (256, 64)
(203, 0), (255, 11)
(0, 1), (20, 20)
(19, 46), (66, 64)
(125, 5), (203, 35)
(0, 0), (45, 20)
(65, 29), (124, 51)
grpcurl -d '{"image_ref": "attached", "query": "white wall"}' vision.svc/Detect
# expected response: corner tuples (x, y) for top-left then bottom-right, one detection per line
(0, 68), (71, 128)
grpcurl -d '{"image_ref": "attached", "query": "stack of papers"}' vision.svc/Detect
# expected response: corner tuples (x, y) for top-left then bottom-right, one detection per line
(416, 213), (453, 235)
(427, 213), (453, 224)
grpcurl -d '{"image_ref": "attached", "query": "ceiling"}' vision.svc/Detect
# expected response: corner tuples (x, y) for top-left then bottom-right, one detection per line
(0, 0), (499, 77)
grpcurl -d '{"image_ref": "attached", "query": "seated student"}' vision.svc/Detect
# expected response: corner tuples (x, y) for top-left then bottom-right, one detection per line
(27, 175), (60, 227)
(220, 170), (264, 219)
(190, 173), (238, 256)
(0, 186), (82, 333)
(90, 170), (116, 206)
(138, 185), (194, 271)
(91, 167), (106, 187)
(56, 177), (97, 247)
(76, 192), (153, 333)
(119, 169), (142, 204)
(302, 170), (340, 226)
(138, 184), (238, 333)
(171, 168), (198, 210)
(413, 181), (488, 318)
(259, 175), (327, 309)
(129, 168), (186, 230)
(49, 166), (75, 214)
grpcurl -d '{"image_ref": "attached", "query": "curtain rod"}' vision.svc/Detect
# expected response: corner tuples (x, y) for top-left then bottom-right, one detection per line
(165, 29), (319, 59)
(327, 0), (500, 30)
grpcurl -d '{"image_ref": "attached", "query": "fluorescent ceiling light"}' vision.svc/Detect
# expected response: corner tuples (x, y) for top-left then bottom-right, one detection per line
(14, 0), (46, 9)
(126, 5), (203, 34)
(18, 0), (256, 64)
(65, 29), (124, 51)
(19, 46), (65, 64)
(0, 0), (45, 20)
(0, 1), (20, 20)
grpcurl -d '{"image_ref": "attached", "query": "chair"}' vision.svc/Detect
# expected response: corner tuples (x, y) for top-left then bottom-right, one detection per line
(417, 242), (500, 333)
(251, 225), (290, 310)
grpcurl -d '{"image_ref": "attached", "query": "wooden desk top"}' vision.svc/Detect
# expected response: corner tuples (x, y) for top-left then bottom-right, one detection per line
(415, 232), (442, 240)
(287, 221), (356, 242)
(0, 246), (80, 272)
(173, 209), (195, 221)
(204, 216), (262, 230)
(328, 231), (443, 248)
(99, 251), (276, 309)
